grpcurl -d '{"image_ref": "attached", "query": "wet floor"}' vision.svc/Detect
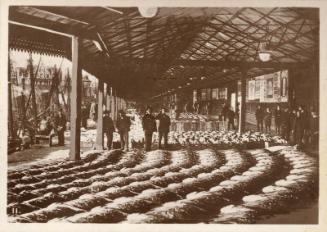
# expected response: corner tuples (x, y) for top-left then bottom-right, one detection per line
(256, 201), (318, 224)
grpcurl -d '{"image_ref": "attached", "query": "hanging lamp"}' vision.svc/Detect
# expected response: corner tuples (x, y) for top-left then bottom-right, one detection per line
(138, 7), (158, 18)
(258, 24), (272, 62)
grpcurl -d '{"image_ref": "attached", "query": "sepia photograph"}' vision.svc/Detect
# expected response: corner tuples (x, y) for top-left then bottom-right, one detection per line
(1, 0), (326, 230)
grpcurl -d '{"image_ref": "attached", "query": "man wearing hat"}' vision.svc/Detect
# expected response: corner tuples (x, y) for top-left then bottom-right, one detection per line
(156, 107), (171, 149)
(54, 109), (67, 146)
(116, 110), (131, 151)
(142, 106), (156, 151)
(103, 110), (115, 150)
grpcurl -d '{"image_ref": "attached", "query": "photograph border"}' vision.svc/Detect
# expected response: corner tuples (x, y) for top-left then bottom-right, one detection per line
(1, 0), (326, 232)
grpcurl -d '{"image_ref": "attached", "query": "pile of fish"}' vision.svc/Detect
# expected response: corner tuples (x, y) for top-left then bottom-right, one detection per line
(7, 146), (318, 223)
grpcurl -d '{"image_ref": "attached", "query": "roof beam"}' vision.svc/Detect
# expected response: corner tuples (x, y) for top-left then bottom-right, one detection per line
(130, 57), (308, 69)
(123, 18), (133, 58)
(18, 6), (91, 25)
(9, 8), (97, 41)
(9, 20), (72, 38)
(210, 14), (315, 63)
(251, 8), (316, 43)
(144, 19), (153, 58)
(185, 8), (246, 59)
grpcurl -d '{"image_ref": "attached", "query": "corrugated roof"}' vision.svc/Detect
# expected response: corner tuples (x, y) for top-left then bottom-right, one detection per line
(9, 6), (319, 100)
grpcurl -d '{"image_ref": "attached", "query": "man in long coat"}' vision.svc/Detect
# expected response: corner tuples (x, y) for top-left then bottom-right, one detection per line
(103, 110), (115, 150)
(54, 109), (66, 146)
(142, 107), (156, 151)
(156, 107), (171, 149)
(116, 110), (131, 151)
(255, 105), (264, 132)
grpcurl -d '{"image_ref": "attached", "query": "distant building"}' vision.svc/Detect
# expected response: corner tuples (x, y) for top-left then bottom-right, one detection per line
(10, 62), (56, 88)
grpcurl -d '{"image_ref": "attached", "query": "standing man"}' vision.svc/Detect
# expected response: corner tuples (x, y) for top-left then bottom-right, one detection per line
(175, 106), (180, 120)
(302, 106), (311, 146)
(89, 102), (96, 121)
(294, 105), (307, 148)
(156, 107), (171, 149)
(142, 107), (156, 151)
(264, 107), (272, 133)
(235, 103), (240, 129)
(274, 105), (282, 135)
(255, 105), (264, 132)
(308, 109), (319, 147)
(81, 104), (88, 129)
(227, 107), (235, 130)
(281, 107), (291, 141)
(116, 110), (131, 151)
(55, 109), (66, 146)
(103, 110), (115, 150)
(221, 102), (229, 130)
(193, 100), (200, 114)
(290, 108), (298, 145)
(205, 102), (210, 115)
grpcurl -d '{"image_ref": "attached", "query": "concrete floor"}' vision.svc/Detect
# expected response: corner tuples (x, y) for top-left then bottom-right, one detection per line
(7, 130), (319, 224)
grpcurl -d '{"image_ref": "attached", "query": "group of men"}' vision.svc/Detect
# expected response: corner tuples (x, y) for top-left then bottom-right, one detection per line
(219, 102), (318, 149)
(255, 105), (319, 148)
(255, 105), (274, 133)
(103, 109), (131, 151)
(142, 107), (171, 151)
(16, 109), (67, 149)
(220, 103), (239, 130)
(38, 110), (67, 146)
(103, 107), (171, 152)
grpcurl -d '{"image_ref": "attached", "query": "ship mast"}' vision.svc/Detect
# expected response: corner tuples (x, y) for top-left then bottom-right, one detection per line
(8, 54), (14, 138)
(28, 52), (38, 133)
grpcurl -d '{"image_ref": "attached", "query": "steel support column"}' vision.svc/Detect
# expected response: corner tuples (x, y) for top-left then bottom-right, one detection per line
(238, 70), (247, 134)
(95, 79), (104, 150)
(69, 36), (82, 160)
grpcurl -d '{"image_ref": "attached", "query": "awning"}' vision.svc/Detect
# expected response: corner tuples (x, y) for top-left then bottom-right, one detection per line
(8, 6), (319, 100)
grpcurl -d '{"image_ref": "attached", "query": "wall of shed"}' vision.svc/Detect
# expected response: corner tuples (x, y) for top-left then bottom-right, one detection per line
(244, 65), (319, 131)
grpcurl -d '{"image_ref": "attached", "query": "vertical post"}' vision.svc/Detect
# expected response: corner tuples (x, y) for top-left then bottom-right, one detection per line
(118, 96), (121, 112)
(110, 87), (114, 119)
(114, 89), (118, 120)
(8, 56), (14, 138)
(235, 80), (239, 129)
(235, 82), (238, 112)
(69, 36), (82, 161)
(105, 83), (110, 111)
(238, 70), (247, 134)
(112, 89), (115, 121)
(117, 97), (120, 112)
(95, 79), (104, 150)
(66, 68), (71, 120)
(288, 68), (295, 109)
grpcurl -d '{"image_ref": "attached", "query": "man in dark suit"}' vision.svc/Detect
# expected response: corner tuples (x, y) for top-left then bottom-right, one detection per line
(156, 107), (171, 149)
(294, 105), (307, 147)
(274, 105), (282, 135)
(116, 110), (131, 151)
(103, 110), (115, 150)
(281, 107), (291, 141)
(221, 102), (229, 130)
(142, 107), (156, 151)
(227, 107), (235, 130)
(255, 105), (264, 132)
(81, 104), (88, 129)
(54, 109), (66, 146)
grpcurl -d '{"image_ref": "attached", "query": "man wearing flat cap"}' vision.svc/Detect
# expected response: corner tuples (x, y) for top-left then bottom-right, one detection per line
(142, 106), (156, 151)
